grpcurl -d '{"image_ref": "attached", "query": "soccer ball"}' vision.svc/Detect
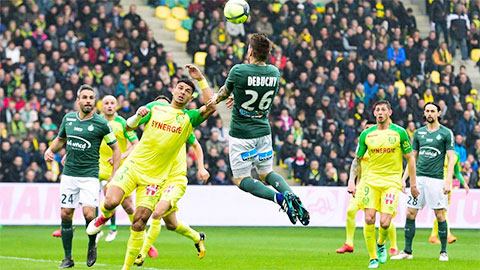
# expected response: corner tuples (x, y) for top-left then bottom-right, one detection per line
(224, 0), (250, 24)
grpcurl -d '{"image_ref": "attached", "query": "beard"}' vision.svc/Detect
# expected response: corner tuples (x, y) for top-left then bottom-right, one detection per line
(426, 117), (435, 123)
(80, 105), (93, 114)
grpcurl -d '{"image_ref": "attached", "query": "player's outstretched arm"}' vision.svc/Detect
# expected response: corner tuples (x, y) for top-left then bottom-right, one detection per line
(44, 137), (67, 162)
(445, 150), (456, 194)
(126, 106), (150, 131)
(192, 139), (210, 184)
(185, 64), (214, 101)
(108, 143), (121, 182)
(199, 99), (217, 119)
(208, 85), (233, 107)
(405, 151), (419, 198)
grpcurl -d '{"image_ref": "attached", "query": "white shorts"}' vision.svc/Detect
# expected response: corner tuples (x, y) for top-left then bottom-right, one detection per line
(407, 176), (448, 210)
(60, 175), (100, 208)
(229, 134), (274, 179)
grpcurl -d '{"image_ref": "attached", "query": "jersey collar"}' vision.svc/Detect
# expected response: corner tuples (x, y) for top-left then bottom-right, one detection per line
(76, 111), (94, 122)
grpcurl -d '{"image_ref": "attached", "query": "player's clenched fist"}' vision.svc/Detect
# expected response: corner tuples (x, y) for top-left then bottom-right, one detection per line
(136, 106), (150, 117)
(198, 168), (210, 184)
(410, 185), (420, 198)
(226, 95), (234, 109)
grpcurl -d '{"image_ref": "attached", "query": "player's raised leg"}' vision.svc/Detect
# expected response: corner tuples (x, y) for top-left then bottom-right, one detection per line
(122, 206), (152, 270)
(87, 185), (125, 235)
(163, 212), (205, 259)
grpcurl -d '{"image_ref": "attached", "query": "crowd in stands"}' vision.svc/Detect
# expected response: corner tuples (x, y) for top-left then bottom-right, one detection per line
(0, 0), (479, 189)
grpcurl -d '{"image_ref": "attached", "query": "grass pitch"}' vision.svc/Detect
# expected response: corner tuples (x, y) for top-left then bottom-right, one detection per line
(0, 226), (479, 269)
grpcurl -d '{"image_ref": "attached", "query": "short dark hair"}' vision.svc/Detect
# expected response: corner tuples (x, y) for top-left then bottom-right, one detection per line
(177, 79), (196, 93)
(249, 33), (272, 62)
(77, 84), (95, 98)
(154, 95), (171, 103)
(424, 102), (440, 112)
(373, 100), (391, 110)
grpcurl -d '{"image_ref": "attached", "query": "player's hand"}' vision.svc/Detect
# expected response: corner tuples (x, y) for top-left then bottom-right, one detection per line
(347, 180), (356, 197)
(443, 181), (451, 195)
(61, 155), (66, 166)
(463, 183), (470, 195)
(410, 185), (420, 198)
(207, 94), (219, 107)
(226, 95), (234, 109)
(401, 180), (407, 194)
(107, 157), (114, 165)
(44, 148), (55, 162)
(185, 64), (204, 81)
(198, 168), (210, 184)
(136, 106), (150, 117)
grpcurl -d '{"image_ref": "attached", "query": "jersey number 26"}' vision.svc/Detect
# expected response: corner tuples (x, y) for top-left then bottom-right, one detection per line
(241, 90), (275, 111)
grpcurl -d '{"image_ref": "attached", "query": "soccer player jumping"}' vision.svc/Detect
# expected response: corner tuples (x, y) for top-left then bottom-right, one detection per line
(392, 102), (456, 262)
(348, 100), (418, 268)
(87, 66), (216, 270)
(208, 33), (309, 225)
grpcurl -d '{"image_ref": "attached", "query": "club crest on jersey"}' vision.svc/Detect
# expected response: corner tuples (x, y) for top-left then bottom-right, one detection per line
(88, 124), (94, 131)
(388, 136), (397, 144)
(436, 134), (442, 140)
(175, 114), (185, 124)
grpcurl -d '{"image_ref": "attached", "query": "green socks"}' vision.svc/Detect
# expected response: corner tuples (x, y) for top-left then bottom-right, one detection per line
(85, 221), (97, 249)
(61, 221), (74, 259)
(110, 212), (117, 231)
(404, 218), (416, 254)
(239, 177), (276, 202)
(438, 220), (448, 253)
(265, 172), (293, 193)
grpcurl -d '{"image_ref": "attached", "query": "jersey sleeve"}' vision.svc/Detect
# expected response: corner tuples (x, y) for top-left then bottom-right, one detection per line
(225, 64), (239, 91)
(186, 109), (206, 128)
(138, 102), (158, 125)
(57, 115), (67, 138)
(187, 132), (196, 144)
(356, 131), (367, 157)
(445, 128), (455, 151)
(399, 128), (412, 154)
(102, 122), (117, 146)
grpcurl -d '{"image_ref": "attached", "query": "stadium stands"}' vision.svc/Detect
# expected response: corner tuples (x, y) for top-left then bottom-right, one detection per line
(0, 0), (479, 190)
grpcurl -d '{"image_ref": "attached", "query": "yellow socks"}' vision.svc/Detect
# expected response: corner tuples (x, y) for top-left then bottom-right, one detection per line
(387, 222), (397, 250)
(345, 204), (358, 246)
(364, 224), (377, 260)
(100, 201), (115, 219)
(140, 219), (162, 258)
(128, 213), (134, 224)
(175, 221), (200, 243)
(432, 218), (439, 237)
(122, 229), (145, 270)
(377, 226), (389, 246)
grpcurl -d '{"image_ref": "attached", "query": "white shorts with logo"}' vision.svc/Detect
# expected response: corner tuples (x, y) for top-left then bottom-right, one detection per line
(60, 175), (100, 208)
(407, 176), (448, 210)
(229, 134), (274, 179)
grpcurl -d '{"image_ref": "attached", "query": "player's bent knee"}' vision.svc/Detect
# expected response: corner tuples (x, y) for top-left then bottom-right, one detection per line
(132, 219), (147, 231)
(434, 209), (446, 222)
(165, 222), (177, 231)
(60, 209), (74, 221)
(232, 177), (244, 186)
(406, 208), (418, 220)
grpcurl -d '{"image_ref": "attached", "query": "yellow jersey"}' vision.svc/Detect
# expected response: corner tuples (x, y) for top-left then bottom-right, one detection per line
(99, 115), (138, 177)
(169, 133), (196, 177)
(124, 101), (205, 182)
(357, 123), (412, 189)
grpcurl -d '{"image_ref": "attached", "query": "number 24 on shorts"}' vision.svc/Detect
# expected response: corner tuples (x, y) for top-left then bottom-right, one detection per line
(61, 194), (74, 204)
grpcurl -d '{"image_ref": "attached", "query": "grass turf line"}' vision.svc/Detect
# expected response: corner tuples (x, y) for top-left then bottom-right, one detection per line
(0, 226), (479, 269)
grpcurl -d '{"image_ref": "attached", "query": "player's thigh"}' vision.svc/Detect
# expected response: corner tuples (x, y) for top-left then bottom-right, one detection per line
(159, 176), (188, 217)
(254, 135), (274, 178)
(162, 211), (178, 230)
(379, 186), (400, 215)
(60, 175), (80, 209)
(361, 183), (381, 212)
(229, 136), (257, 179)
(406, 176), (426, 210)
(424, 177), (448, 210)
(136, 180), (165, 212)
(77, 177), (101, 208)
(108, 165), (137, 198)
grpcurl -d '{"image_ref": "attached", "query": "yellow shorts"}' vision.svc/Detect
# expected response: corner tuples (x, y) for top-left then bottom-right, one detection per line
(108, 164), (166, 211)
(158, 174), (188, 217)
(99, 165), (111, 182)
(350, 182), (367, 209)
(362, 183), (399, 215)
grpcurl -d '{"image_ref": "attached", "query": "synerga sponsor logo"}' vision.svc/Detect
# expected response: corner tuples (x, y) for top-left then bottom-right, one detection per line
(66, 135), (92, 150)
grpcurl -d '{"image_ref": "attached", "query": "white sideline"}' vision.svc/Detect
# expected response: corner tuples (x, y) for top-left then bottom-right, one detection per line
(0, 255), (172, 270)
